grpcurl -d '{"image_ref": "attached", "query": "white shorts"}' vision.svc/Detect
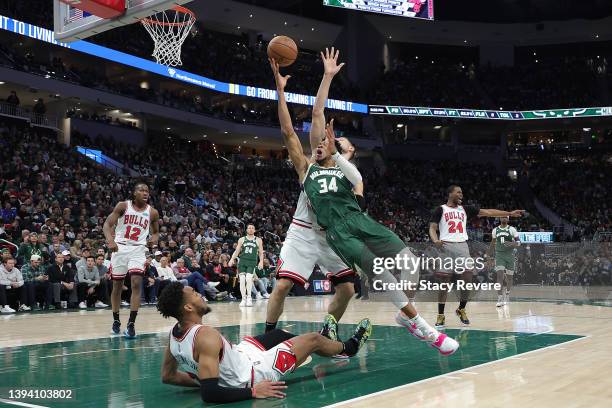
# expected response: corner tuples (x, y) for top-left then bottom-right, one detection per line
(276, 229), (353, 287)
(110, 244), (146, 280)
(238, 338), (297, 383)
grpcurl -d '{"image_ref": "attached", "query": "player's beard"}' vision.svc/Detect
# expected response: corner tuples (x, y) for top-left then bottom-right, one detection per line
(200, 303), (212, 316)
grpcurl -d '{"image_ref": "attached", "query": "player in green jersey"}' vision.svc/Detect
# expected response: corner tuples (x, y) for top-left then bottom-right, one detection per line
(488, 217), (520, 307)
(229, 224), (264, 307)
(270, 56), (459, 356)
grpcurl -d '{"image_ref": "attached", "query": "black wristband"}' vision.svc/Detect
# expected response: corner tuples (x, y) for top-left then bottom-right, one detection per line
(199, 378), (253, 403)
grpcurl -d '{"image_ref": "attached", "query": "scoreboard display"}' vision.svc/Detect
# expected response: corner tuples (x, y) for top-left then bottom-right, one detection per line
(323, 0), (434, 20)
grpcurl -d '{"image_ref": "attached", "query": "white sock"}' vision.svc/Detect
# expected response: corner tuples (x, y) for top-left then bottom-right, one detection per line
(377, 269), (409, 309)
(239, 274), (247, 299)
(245, 274), (254, 299)
(409, 314), (437, 338)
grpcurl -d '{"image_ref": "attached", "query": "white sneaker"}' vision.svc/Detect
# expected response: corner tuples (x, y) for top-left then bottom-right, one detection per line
(18, 304), (31, 311)
(79, 302), (87, 309)
(255, 292), (263, 300)
(496, 295), (504, 307)
(1, 305), (16, 313)
(207, 281), (220, 288)
(95, 301), (108, 308)
(246, 298), (253, 307)
(395, 311), (425, 340)
(263, 293), (270, 299)
(239, 299), (246, 307)
(427, 332), (459, 356)
(504, 293), (510, 305)
(121, 301), (129, 307)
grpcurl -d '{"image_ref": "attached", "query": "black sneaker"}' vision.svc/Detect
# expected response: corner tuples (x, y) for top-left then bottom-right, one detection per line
(345, 318), (372, 357)
(111, 320), (121, 335)
(124, 322), (136, 339)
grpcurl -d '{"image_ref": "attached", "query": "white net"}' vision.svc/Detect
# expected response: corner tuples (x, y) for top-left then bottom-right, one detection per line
(141, 6), (195, 67)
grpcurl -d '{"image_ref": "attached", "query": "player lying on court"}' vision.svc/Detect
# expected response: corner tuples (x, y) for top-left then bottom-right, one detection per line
(266, 48), (361, 340)
(270, 56), (459, 355)
(157, 282), (372, 403)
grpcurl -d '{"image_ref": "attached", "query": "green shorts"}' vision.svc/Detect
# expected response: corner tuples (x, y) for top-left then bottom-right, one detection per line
(238, 263), (258, 274)
(495, 253), (515, 274)
(325, 212), (406, 279)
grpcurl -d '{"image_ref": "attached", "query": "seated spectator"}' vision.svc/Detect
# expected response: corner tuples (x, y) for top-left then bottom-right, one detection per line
(76, 255), (107, 308)
(95, 253), (111, 304)
(142, 254), (160, 304)
(172, 258), (222, 300)
(21, 254), (49, 310)
(0, 257), (27, 313)
(16, 232), (47, 266)
(46, 253), (77, 309)
(156, 255), (178, 295)
(258, 258), (276, 292)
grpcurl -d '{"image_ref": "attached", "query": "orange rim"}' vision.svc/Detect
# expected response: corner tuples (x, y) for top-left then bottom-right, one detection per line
(141, 5), (196, 27)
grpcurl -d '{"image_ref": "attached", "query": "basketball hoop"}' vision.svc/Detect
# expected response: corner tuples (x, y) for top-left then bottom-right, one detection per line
(141, 5), (195, 67)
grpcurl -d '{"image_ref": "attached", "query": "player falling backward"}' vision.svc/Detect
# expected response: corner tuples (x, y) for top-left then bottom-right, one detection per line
(270, 55), (458, 355)
(157, 282), (372, 403)
(103, 182), (160, 338)
(228, 224), (264, 307)
(488, 216), (520, 307)
(429, 186), (524, 328)
(266, 48), (361, 340)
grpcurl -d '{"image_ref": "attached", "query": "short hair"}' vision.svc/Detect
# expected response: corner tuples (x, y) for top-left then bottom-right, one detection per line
(4, 257), (15, 264)
(447, 185), (461, 195)
(133, 181), (149, 192)
(96, 255), (104, 260)
(86, 256), (95, 261)
(157, 282), (185, 320)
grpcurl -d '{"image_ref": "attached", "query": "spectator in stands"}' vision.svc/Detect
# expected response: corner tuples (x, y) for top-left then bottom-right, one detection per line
(46, 253), (77, 309)
(16, 232), (47, 266)
(6, 90), (20, 106)
(0, 257), (27, 313)
(172, 257), (221, 300)
(156, 256), (177, 295)
(21, 254), (49, 310)
(258, 258), (275, 292)
(76, 255), (107, 308)
(75, 247), (91, 270)
(95, 253), (111, 304)
(142, 254), (160, 304)
(33, 98), (46, 115)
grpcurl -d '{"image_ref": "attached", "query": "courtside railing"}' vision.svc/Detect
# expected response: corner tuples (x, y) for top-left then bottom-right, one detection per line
(0, 101), (59, 130)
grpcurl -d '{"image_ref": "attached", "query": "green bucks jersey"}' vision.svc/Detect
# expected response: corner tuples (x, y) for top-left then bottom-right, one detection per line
(492, 225), (519, 254)
(303, 163), (361, 229)
(240, 236), (259, 264)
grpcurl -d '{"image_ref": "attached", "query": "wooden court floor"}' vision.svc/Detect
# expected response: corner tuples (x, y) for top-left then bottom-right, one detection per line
(1, 294), (610, 407)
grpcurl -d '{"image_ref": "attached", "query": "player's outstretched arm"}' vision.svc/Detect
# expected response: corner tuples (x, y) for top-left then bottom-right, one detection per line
(270, 58), (309, 180)
(196, 329), (287, 402)
(161, 346), (200, 387)
(479, 209), (525, 218)
(311, 47), (345, 152)
(228, 237), (244, 267)
(257, 237), (264, 270)
(103, 201), (127, 252)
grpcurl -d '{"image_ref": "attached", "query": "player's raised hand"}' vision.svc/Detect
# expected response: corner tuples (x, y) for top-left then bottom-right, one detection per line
(269, 58), (291, 91)
(321, 47), (345, 76)
(509, 210), (525, 218)
(253, 380), (287, 399)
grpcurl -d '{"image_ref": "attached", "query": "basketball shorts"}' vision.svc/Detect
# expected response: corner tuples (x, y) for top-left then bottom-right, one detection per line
(276, 231), (353, 287)
(238, 262), (258, 275)
(238, 338), (297, 383)
(436, 242), (473, 275)
(495, 253), (515, 275)
(110, 244), (146, 280)
(325, 212), (406, 280)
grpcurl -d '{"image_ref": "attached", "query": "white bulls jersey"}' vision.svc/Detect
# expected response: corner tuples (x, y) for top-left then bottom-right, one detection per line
(169, 324), (253, 388)
(286, 191), (316, 241)
(114, 200), (151, 246)
(438, 204), (469, 243)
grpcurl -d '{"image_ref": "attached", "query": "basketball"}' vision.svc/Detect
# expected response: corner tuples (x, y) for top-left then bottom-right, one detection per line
(267, 35), (298, 67)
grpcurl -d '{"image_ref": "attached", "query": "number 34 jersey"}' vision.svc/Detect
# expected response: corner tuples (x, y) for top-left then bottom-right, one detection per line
(302, 163), (361, 230)
(114, 200), (151, 246)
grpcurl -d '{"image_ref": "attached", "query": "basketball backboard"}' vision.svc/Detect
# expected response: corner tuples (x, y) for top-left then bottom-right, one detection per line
(53, 0), (192, 42)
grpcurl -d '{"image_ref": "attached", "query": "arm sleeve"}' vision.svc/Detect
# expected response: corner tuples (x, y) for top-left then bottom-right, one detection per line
(464, 205), (480, 219)
(491, 228), (497, 239)
(331, 152), (362, 187)
(199, 378), (252, 403)
(429, 206), (443, 224)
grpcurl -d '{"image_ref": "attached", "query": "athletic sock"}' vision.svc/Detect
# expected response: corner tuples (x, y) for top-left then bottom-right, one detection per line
(459, 300), (467, 310)
(113, 312), (120, 322)
(409, 314), (436, 338)
(341, 338), (359, 357)
(265, 321), (277, 333)
(129, 310), (138, 324)
(438, 303), (445, 314)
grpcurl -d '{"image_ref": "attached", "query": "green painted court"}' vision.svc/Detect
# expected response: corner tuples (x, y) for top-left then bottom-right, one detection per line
(0, 321), (581, 408)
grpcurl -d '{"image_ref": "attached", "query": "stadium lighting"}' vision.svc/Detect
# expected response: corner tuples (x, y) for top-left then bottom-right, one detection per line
(583, 128), (591, 132)
(203, 135), (207, 138)
(434, 125), (442, 129)
(396, 124), (404, 128)
(224, 131), (228, 134)
(254, 136), (259, 139)
(249, 14), (253, 18)
(0, 81), (4, 85)
(166, 127), (171, 130)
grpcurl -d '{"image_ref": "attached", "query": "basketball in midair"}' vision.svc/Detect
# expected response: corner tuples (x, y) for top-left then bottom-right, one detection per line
(267, 36), (298, 67)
